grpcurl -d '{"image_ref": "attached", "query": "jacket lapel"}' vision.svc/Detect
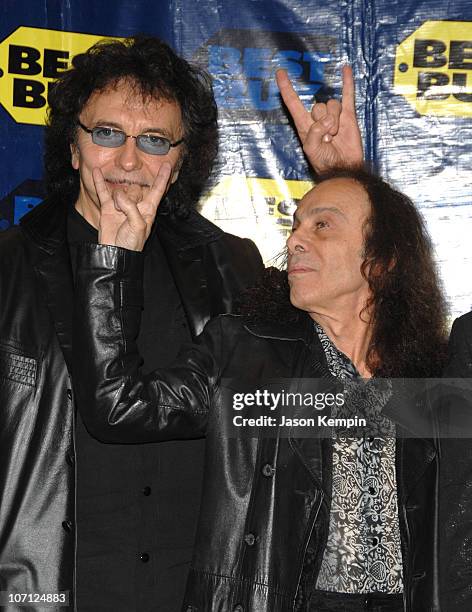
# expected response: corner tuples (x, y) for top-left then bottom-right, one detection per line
(245, 317), (332, 491)
(157, 210), (222, 339)
(396, 436), (437, 504)
(21, 198), (75, 374)
(384, 382), (437, 502)
(289, 335), (334, 492)
(158, 240), (210, 339)
(34, 245), (75, 374)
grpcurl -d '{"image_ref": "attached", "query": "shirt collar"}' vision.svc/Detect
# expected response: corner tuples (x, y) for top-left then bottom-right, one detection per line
(313, 321), (360, 380)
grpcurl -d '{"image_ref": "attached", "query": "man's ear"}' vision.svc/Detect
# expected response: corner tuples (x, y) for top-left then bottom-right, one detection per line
(70, 143), (80, 170)
(369, 256), (396, 278)
(170, 156), (183, 184)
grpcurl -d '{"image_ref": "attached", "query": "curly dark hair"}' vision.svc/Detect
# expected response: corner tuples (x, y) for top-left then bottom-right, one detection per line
(238, 166), (449, 377)
(44, 35), (218, 218)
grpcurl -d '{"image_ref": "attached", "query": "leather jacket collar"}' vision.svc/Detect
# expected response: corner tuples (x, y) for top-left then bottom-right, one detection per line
(243, 311), (314, 343)
(19, 196), (232, 350)
(20, 196), (223, 253)
(243, 312), (335, 380)
(20, 196), (68, 254)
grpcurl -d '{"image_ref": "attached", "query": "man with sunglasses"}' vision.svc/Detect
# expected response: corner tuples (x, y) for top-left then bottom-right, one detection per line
(0, 36), (263, 611)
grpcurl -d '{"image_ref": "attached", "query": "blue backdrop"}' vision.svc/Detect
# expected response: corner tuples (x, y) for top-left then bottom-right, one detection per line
(0, 0), (471, 317)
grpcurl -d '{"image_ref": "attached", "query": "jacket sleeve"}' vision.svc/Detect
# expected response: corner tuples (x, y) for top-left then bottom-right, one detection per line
(72, 243), (221, 444)
(443, 313), (472, 377)
(439, 312), (472, 610)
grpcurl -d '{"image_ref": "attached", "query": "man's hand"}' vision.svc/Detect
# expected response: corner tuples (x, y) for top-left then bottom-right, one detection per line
(94, 163), (172, 251)
(276, 65), (363, 173)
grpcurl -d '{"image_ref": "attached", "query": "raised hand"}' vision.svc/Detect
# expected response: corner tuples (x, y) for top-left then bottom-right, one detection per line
(94, 163), (172, 252)
(276, 65), (363, 173)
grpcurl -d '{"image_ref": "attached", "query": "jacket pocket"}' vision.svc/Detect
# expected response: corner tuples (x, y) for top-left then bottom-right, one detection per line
(0, 346), (37, 387)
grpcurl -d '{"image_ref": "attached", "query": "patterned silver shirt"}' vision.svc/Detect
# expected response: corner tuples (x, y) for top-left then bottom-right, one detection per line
(314, 323), (404, 594)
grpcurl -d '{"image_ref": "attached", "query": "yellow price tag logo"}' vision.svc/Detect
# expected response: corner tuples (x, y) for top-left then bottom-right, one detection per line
(0, 26), (123, 125)
(395, 20), (472, 117)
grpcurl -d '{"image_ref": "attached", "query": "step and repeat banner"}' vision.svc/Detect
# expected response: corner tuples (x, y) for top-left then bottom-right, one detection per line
(0, 0), (470, 317)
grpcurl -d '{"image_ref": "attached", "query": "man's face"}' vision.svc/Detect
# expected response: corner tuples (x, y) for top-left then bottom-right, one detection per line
(71, 80), (184, 226)
(286, 178), (371, 317)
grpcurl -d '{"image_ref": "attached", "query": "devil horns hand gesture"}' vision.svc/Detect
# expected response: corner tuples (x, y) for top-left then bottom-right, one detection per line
(276, 65), (363, 173)
(93, 163), (172, 252)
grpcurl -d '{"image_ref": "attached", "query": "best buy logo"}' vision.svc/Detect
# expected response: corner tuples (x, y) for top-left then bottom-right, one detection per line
(201, 175), (312, 226)
(200, 175), (313, 262)
(0, 26), (122, 125)
(394, 20), (472, 117)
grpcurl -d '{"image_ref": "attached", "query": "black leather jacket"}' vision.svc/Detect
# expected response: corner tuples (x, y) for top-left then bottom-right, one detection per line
(440, 312), (472, 612)
(0, 197), (262, 608)
(73, 244), (441, 612)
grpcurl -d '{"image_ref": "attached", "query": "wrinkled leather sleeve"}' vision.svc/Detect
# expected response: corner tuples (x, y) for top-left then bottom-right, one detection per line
(443, 314), (472, 378)
(72, 243), (220, 443)
(440, 312), (472, 611)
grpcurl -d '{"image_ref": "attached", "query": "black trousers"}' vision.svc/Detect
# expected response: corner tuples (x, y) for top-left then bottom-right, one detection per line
(307, 590), (404, 611)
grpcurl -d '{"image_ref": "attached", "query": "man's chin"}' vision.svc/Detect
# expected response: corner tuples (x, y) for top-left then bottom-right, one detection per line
(288, 291), (304, 311)
(289, 288), (316, 313)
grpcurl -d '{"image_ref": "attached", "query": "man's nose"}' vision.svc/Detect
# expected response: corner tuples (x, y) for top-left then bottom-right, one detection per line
(286, 230), (308, 255)
(115, 137), (142, 171)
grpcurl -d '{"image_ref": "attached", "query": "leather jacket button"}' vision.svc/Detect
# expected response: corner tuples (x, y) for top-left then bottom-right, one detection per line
(140, 552), (150, 563)
(62, 520), (73, 533)
(244, 533), (256, 546)
(233, 605), (244, 612)
(262, 463), (275, 477)
(142, 486), (151, 496)
(67, 389), (73, 401)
